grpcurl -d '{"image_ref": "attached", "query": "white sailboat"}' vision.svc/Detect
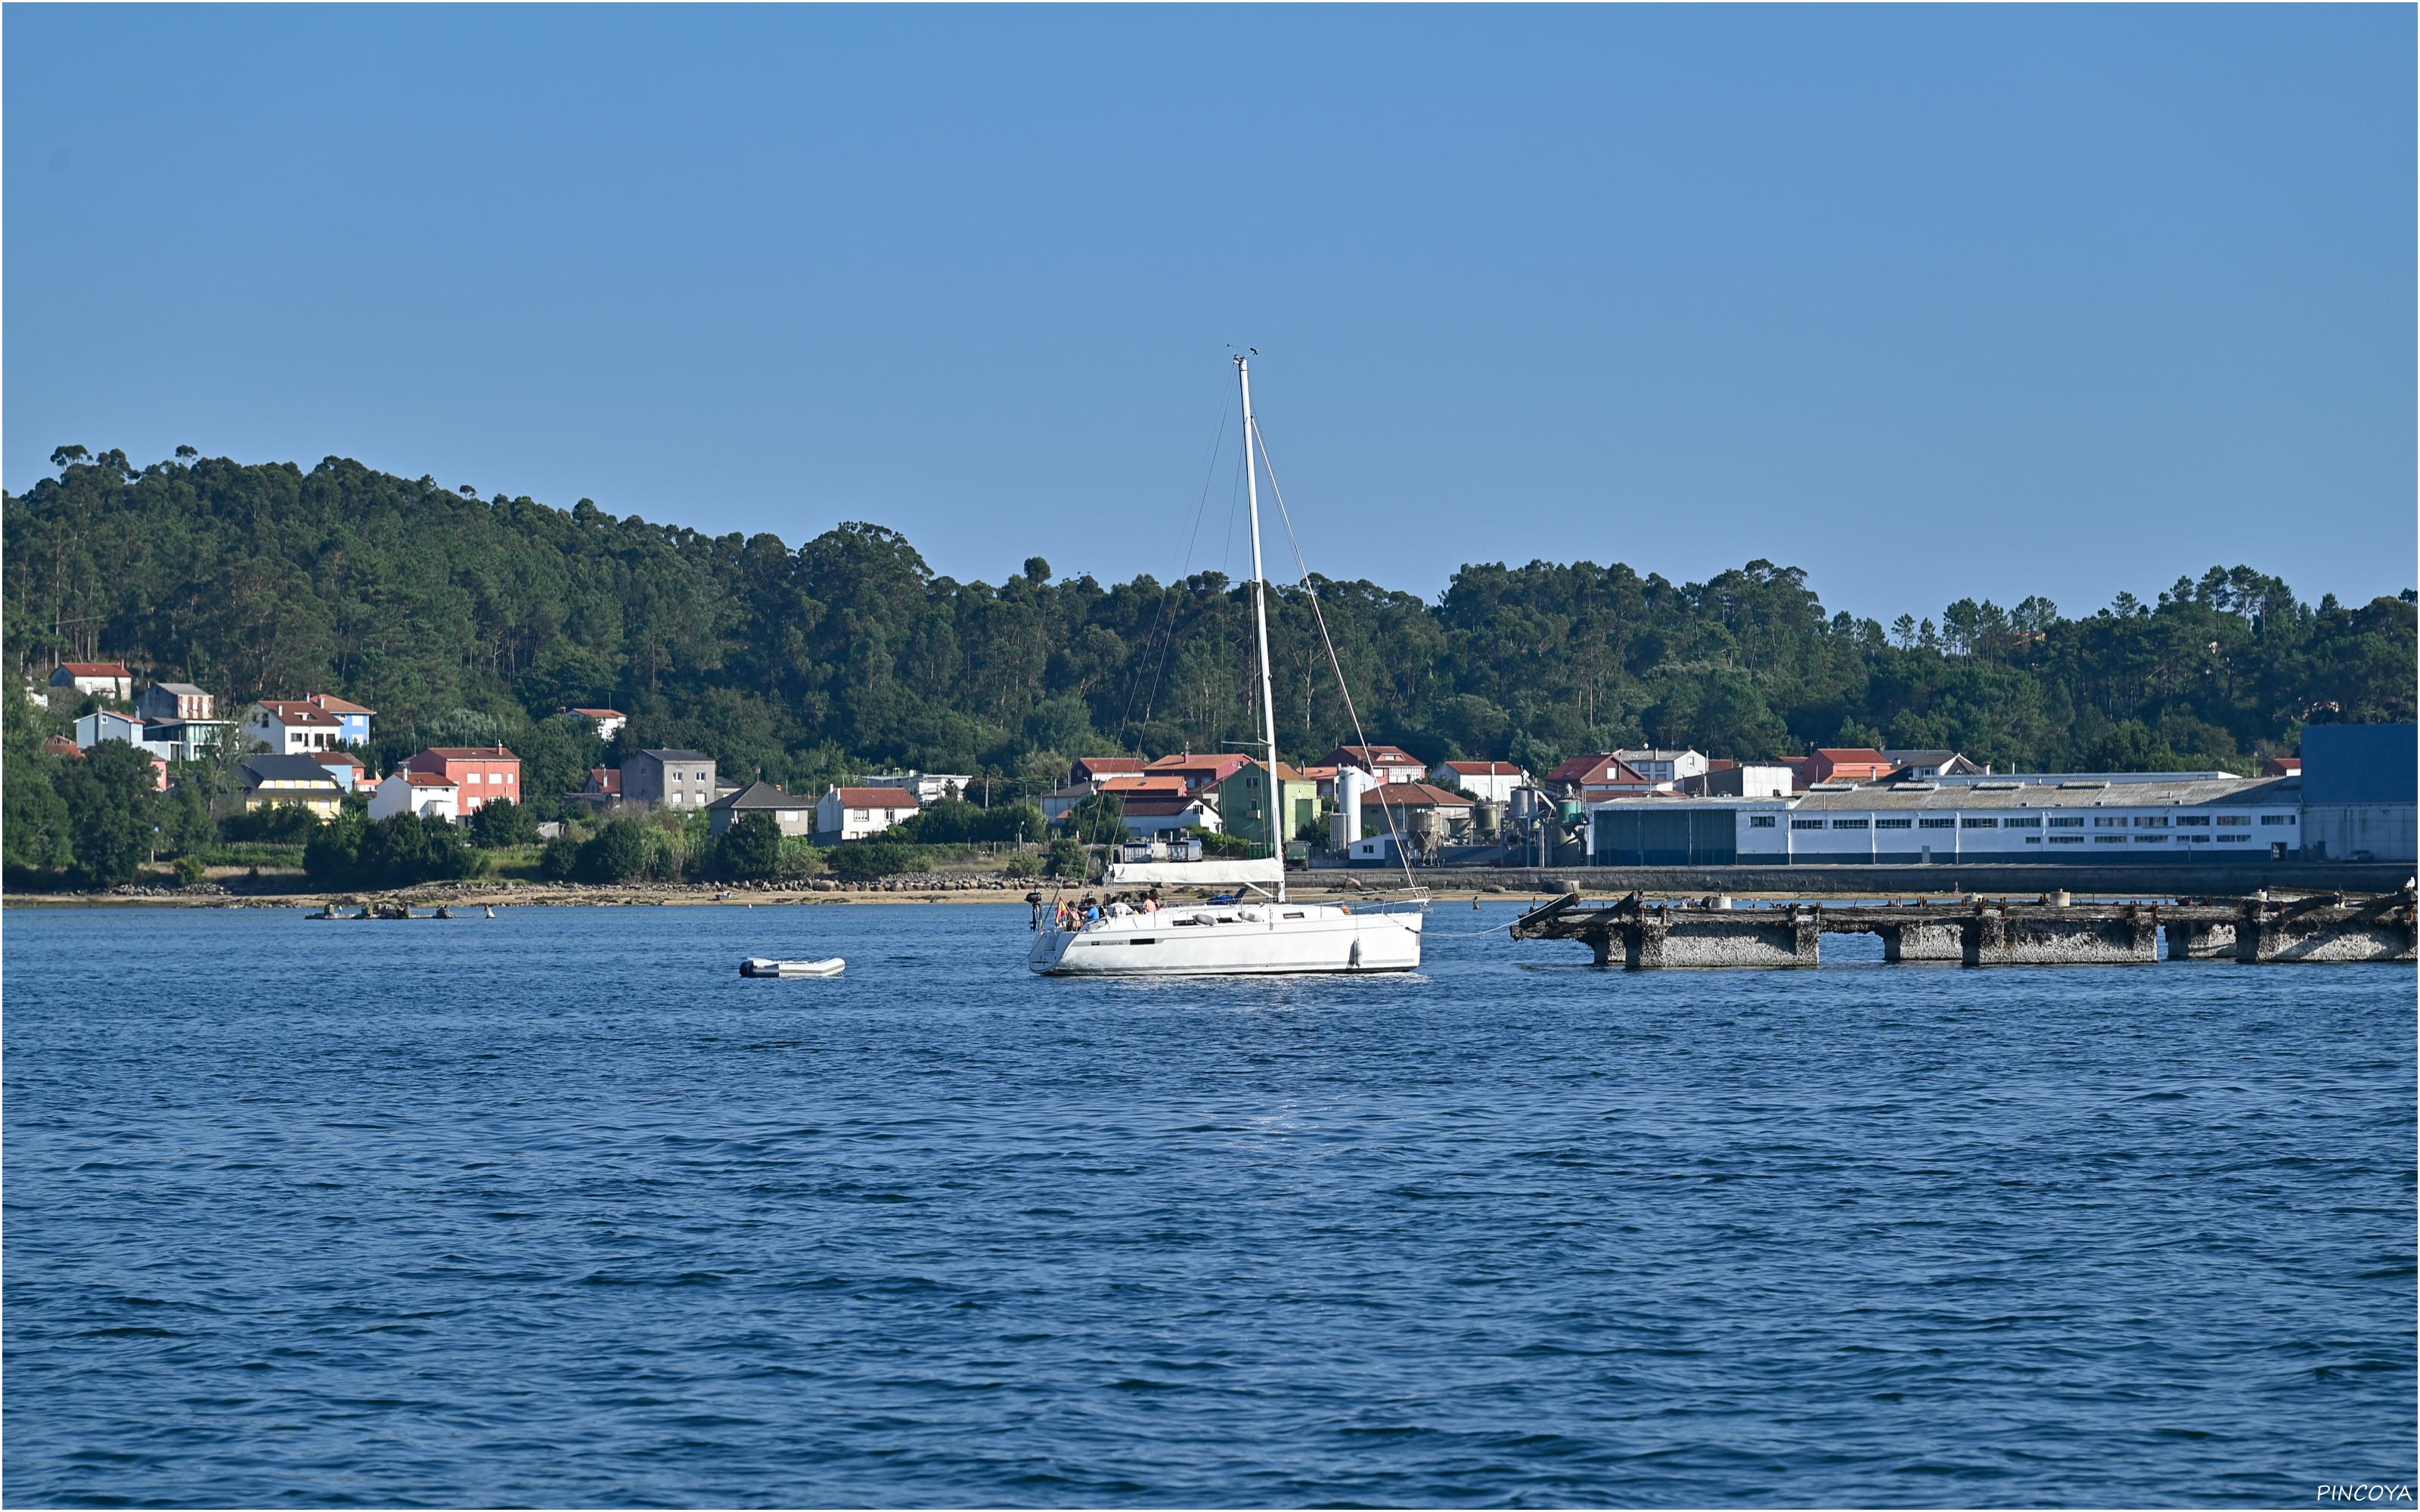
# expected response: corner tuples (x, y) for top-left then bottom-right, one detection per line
(1028, 356), (1427, 978)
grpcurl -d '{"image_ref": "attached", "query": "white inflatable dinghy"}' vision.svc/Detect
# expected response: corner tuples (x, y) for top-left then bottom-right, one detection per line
(741, 956), (845, 978)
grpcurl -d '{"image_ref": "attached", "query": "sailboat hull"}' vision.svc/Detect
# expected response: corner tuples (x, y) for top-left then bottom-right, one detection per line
(1028, 903), (1423, 977)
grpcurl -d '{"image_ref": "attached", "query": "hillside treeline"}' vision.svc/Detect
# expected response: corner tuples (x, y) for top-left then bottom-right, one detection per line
(6, 448), (2413, 793)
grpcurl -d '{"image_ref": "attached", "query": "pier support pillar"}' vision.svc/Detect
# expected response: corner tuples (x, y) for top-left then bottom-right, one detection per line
(2236, 909), (2418, 964)
(1962, 908), (2159, 966)
(2167, 920), (2238, 960)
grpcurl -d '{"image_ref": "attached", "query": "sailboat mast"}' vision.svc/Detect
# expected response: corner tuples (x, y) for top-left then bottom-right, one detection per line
(1236, 355), (1286, 902)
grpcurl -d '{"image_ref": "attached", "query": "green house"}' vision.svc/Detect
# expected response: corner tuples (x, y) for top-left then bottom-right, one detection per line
(1215, 760), (1322, 854)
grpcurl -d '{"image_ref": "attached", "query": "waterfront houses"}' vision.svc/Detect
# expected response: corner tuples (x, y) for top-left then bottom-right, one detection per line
(71, 710), (147, 751)
(818, 785), (921, 841)
(1544, 752), (1667, 801)
(1143, 752), (1252, 795)
(239, 754), (346, 818)
(305, 693), (376, 745)
(48, 662), (132, 705)
(1429, 759), (1528, 804)
(1612, 748), (1711, 785)
(1216, 759), (1320, 850)
(621, 748), (717, 811)
(562, 707), (628, 742)
(709, 781), (818, 836)
(135, 683), (216, 722)
(1121, 795), (1222, 838)
(244, 700), (346, 754)
(404, 746), (521, 814)
(1323, 743), (1427, 787)
(1806, 748), (1896, 785)
(367, 770), (460, 823)
(312, 751), (368, 792)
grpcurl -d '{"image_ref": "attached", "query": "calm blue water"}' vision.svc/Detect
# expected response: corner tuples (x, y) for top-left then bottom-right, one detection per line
(5, 903), (2412, 1507)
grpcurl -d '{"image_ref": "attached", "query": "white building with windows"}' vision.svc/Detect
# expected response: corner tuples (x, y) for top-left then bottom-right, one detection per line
(244, 700), (346, 753)
(1429, 760), (1528, 804)
(368, 770), (461, 823)
(1589, 775), (2304, 866)
(817, 785), (922, 841)
(858, 771), (973, 805)
(1612, 748), (1711, 784)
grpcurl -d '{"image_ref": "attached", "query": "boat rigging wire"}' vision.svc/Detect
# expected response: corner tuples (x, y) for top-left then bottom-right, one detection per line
(1249, 418), (1420, 894)
(1120, 391), (1232, 747)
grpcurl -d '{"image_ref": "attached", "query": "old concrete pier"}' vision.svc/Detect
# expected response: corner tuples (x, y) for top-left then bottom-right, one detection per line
(1511, 888), (2417, 968)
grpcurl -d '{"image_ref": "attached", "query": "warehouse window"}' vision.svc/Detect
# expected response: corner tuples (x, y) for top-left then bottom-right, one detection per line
(2049, 835), (2085, 844)
(2176, 815), (2210, 826)
(1876, 817), (1913, 829)
(1791, 818), (1824, 830)
(2217, 816), (2251, 827)
(2217, 834), (2249, 843)
(2049, 816), (2084, 828)
(2133, 816), (2168, 828)
(1748, 815), (1776, 828)
(1919, 816), (1955, 829)
(1962, 817), (1998, 829)
(2004, 816), (2040, 829)
(2095, 835), (2127, 844)
(2261, 814), (2294, 826)
(1832, 817), (1869, 829)
(2135, 834), (2167, 843)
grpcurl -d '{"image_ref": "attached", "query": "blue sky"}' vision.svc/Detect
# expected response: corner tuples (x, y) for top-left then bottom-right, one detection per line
(7, 5), (2412, 621)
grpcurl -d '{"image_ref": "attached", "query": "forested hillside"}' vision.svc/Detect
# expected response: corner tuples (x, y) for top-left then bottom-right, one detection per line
(7, 448), (2413, 795)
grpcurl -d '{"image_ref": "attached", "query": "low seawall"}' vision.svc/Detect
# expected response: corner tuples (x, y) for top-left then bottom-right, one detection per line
(1456, 862), (2412, 897)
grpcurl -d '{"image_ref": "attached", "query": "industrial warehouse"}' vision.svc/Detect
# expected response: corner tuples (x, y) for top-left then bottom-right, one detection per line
(1587, 723), (2415, 869)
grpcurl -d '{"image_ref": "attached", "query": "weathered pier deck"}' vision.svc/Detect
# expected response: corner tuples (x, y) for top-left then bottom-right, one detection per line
(1509, 888), (2418, 968)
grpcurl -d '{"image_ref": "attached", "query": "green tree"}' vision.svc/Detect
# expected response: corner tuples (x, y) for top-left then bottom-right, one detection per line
(468, 798), (538, 847)
(575, 819), (652, 882)
(713, 811), (783, 878)
(54, 741), (160, 888)
(538, 832), (581, 880)
(826, 840), (911, 884)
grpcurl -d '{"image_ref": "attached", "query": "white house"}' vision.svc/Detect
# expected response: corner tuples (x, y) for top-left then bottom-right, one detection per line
(860, 771), (972, 805)
(1429, 759), (1528, 804)
(1121, 795), (1222, 838)
(563, 707), (628, 742)
(48, 662), (133, 705)
(1613, 748), (1711, 784)
(1324, 744), (1428, 788)
(244, 700), (346, 753)
(368, 770), (461, 823)
(817, 785), (922, 841)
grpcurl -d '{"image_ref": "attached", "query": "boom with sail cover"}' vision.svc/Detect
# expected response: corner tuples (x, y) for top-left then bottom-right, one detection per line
(1103, 857), (1285, 888)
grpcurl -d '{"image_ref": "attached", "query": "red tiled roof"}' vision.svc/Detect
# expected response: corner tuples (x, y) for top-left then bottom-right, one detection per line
(57, 662), (131, 677)
(1120, 798), (1210, 818)
(257, 700), (340, 726)
(1360, 782), (1477, 808)
(306, 693), (376, 714)
(832, 787), (920, 808)
(1099, 775), (1190, 794)
(1441, 760), (1522, 776)
(1813, 748), (1888, 763)
(400, 772), (456, 788)
(569, 707), (624, 718)
(1545, 753), (1650, 785)
(416, 746), (520, 761)
(42, 736), (84, 759)
(586, 767), (622, 794)
(1072, 756), (1146, 776)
